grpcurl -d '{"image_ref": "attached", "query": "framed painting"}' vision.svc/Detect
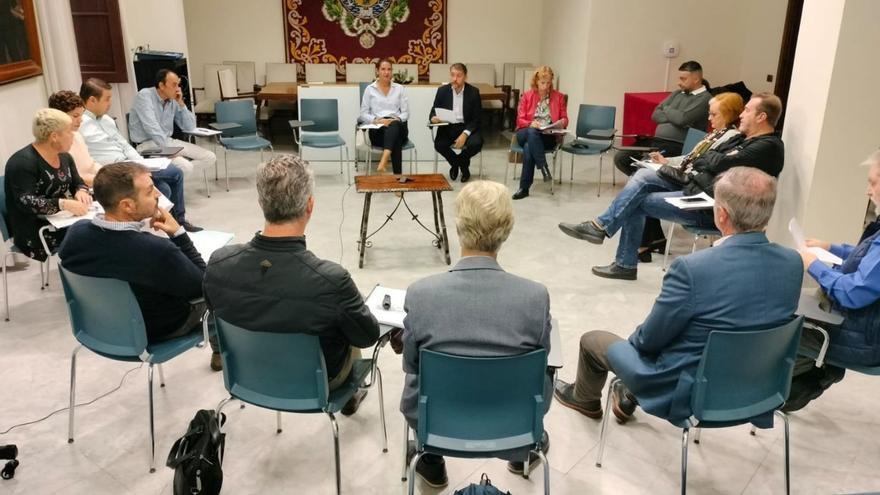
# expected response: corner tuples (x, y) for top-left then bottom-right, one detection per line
(0, 0), (43, 85)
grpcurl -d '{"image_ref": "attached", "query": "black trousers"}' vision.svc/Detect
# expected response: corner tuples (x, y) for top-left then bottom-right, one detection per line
(434, 123), (483, 172)
(613, 136), (684, 251)
(369, 120), (409, 174)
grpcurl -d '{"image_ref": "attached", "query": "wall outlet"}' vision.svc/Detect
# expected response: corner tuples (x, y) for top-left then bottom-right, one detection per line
(662, 41), (680, 58)
(766, 74), (774, 82)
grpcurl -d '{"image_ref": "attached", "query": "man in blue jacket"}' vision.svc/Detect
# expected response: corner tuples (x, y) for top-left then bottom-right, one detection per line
(554, 167), (802, 424)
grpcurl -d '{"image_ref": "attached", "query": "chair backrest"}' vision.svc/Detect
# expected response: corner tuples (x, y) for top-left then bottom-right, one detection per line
(503, 63), (533, 87)
(217, 68), (238, 99)
(345, 63), (375, 83)
(305, 63), (337, 83)
(0, 176), (11, 241)
(575, 104), (616, 139)
(215, 318), (329, 411)
(394, 63), (419, 82)
(214, 99), (258, 136)
(681, 128), (708, 155)
(58, 265), (149, 358)
(299, 99), (340, 133)
(266, 62), (299, 84)
(514, 66), (537, 93)
(358, 82), (370, 102)
(223, 60), (256, 91)
(417, 348), (547, 454)
(428, 63), (451, 83)
(467, 63), (495, 86)
(691, 317), (803, 423)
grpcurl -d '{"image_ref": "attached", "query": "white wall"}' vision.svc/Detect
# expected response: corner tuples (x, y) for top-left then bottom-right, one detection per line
(538, 0), (592, 124)
(0, 78), (49, 163)
(183, 0), (541, 88)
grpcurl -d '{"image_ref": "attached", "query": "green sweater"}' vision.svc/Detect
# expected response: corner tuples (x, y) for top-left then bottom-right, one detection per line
(651, 88), (712, 142)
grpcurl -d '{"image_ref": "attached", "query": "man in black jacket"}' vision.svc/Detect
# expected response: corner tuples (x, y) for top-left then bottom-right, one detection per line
(429, 63), (483, 182)
(58, 162), (219, 369)
(203, 154), (379, 414)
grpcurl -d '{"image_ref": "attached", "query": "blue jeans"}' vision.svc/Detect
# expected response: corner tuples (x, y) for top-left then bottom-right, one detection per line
(597, 168), (682, 234)
(614, 190), (716, 268)
(516, 127), (557, 190)
(151, 164), (186, 222)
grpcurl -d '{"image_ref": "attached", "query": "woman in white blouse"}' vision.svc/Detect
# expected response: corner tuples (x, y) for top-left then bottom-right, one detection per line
(359, 59), (410, 173)
(48, 90), (102, 186)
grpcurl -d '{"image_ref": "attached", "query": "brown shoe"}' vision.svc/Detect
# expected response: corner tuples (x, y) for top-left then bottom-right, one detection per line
(210, 352), (223, 372)
(553, 380), (602, 419)
(610, 380), (637, 423)
(341, 389), (368, 416)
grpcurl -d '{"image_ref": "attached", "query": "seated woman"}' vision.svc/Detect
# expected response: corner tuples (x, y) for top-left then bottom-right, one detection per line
(786, 150), (880, 411)
(4, 108), (92, 261)
(400, 180), (552, 487)
(636, 92), (744, 261)
(48, 90), (102, 186)
(359, 58), (410, 174)
(512, 66), (568, 200)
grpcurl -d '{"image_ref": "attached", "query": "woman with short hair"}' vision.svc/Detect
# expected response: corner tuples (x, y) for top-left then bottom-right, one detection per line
(48, 90), (102, 186)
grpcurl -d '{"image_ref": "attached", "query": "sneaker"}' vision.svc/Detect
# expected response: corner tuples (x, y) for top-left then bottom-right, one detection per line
(210, 352), (222, 372)
(406, 445), (448, 488)
(610, 380), (637, 423)
(340, 389), (368, 416)
(553, 380), (602, 419)
(507, 431), (550, 474)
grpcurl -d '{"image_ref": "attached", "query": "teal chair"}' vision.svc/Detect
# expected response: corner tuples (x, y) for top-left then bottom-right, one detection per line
(294, 98), (351, 183)
(214, 318), (387, 495)
(596, 317), (804, 495)
(212, 98), (273, 191)
(405, 349), (550, 495)
(59, 266), (209, 473)
(559, 104), (617, 196)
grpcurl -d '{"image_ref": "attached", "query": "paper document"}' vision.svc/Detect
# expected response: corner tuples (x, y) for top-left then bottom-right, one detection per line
(158, 193), (174, 211)
(186, 127), (222, 137)
(539, 120), (564, 131)
(44, 202), (104, 229)
(433, 107), (457, 123)
(358, 123), (382, 130)
(136, 157), (171, 171)
(788, 218), (843, 265)
(630, 157), (661, 172)
(189, 230), (234, 262)
(365, 285), (407, 328)
(664, 192), (714, 210)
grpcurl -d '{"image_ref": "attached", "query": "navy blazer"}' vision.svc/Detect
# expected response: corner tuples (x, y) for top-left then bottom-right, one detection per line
(608, 232), (802, 424)
(428, 82), (482, 135)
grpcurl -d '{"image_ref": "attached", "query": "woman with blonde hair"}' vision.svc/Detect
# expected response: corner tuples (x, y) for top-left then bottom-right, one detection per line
(4, 108), (91, 260)
(512, 66), (568, 200)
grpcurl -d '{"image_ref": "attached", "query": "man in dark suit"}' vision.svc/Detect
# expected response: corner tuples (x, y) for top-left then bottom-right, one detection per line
(429, 63), (483, 182)
(553, 167), (802, 425)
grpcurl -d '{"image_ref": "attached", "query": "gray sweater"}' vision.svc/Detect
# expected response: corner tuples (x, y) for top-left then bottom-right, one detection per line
(651, 88), (712, 142)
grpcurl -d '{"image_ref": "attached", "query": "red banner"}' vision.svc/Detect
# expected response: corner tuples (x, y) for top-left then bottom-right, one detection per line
(283, 0), (447, 81)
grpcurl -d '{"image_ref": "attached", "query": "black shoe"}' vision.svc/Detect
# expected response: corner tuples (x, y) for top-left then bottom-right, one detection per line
(406, 446), (448, 488)
(553, 380), (602, 419)
(648, 238), (668, 254)
(558, 220), (606, 244)
(592, 262), (637, 281)
(449, 166), (459, 181)
(340, 389), (368, 416)
(610, 380), (637, 423)
(507, 431), (550, 474)
(782, 365), (845, 412)
(181, 221), (203, 233)
(210, 352), (222, 372)
(512, 188), (530, 200)
(638, 250), (652, 263)
(460, 169), (471, 183)
(539, 165), (552, 182)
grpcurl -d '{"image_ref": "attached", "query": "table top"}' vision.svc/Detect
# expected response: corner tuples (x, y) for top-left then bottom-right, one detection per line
(473, 82), (505, 100)
(356, 173), (453, 193)
(256, 82), (298, 100)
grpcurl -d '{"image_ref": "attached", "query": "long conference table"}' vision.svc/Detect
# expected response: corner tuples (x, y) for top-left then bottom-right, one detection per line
(254, 82), (506, 165)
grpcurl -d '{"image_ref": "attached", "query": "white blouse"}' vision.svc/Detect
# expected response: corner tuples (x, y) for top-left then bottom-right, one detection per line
(359, 82), (409, 123)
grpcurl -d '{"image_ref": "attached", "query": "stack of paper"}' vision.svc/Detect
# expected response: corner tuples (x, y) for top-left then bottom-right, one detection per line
(433, 107), (456, 123)
(44, 203), (104, 229)
(189, 231), (234, 262)
(664, 192), (714, 210)
(365, 285), (407, 328)
(630, 157), (660, 172)
(788, 218), (843, 265)
(186, 127), (222, 137)
(135, 157), (171, 171)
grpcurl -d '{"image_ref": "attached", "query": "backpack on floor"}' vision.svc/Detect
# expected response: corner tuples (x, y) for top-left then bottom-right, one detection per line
(166, 409), (226, 495)
(453, 473), (511, 495)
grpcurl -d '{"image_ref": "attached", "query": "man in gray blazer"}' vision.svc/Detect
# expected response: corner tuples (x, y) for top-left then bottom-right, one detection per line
(400, 180), (552, 488)
(554, 167), (802, 425)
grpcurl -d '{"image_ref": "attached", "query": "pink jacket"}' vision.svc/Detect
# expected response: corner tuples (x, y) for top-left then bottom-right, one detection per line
(516, 89), (569, 130)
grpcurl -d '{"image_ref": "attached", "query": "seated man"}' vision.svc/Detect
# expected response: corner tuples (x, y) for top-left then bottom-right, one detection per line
(203, 154), (378, 412)
(401, 180), (552, 488)
(558, 92), (785, 280)
(429, 62), (483, 182)
(554, 168), (801, 425)
(784, 150), (880, 411)
(128, 69), (216, 176)
(78, 78), (200, 232)
(58, 163), (219, 370)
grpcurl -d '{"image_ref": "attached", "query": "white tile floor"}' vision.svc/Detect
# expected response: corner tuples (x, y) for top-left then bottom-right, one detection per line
(1, 139), (878, 494)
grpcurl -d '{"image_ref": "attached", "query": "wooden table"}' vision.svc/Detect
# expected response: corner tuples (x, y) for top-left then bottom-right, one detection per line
(254, 82), (299, 125)
(355, 174), (454, 268)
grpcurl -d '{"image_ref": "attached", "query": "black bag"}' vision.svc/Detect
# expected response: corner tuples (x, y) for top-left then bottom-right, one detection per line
(657, 164), (691, 186)
(453, 473), (511, 495)
(166, 409), (226, 495)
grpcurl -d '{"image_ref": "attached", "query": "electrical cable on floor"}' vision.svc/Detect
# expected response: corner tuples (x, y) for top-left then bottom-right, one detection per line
(338, 181), (353, 265)
(0, 363), (144, 435)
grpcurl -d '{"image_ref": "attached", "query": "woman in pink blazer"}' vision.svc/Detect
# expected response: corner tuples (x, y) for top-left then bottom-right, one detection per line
(513, 66), (568, 200)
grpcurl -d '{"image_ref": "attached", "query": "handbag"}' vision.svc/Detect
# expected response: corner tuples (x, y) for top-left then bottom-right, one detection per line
(656, 164), (690, 186)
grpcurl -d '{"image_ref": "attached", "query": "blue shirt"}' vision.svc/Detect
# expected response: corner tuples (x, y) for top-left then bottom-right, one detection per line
(359, 82), (409, 124)
(128, 87), (197, 146)
(808, 237), (880, 309)
(79, 110), (143, 165)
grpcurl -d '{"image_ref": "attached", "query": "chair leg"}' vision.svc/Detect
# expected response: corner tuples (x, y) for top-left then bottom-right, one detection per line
(776, 411), (791, 495)
(407, 450), (424, 495)
(376, 367), (388, 452)
(598, 154), (604, 197)
(692, 234), (699, 253)
(276, 411), (282, 434)
(693, 427), (701, 444)
(203, 167), (211, 197)
(345, 146), (352, 185)
(39, 260), (45, 290)
(681, 428), (690, 495)
(663, 223), (677, 271)
(327, 412), (341, 495)
(215, 396), (234, 465)
(570, 153), (575, 182)
(224, 149), (230, 192)
(595, 377), (617, 467)
(537, 449), (551, 495)
(523, 449), (531, 480)
(750, 425), (757, 436)
(401, 423), (410, 481)
(67, 345), (82, 443)
(147, 364), (156, 473)
(478, 152), (483, 179)
(157, 363), (165, 388)
(2, 254), (9, 321)
(339, 147), (344, 176)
